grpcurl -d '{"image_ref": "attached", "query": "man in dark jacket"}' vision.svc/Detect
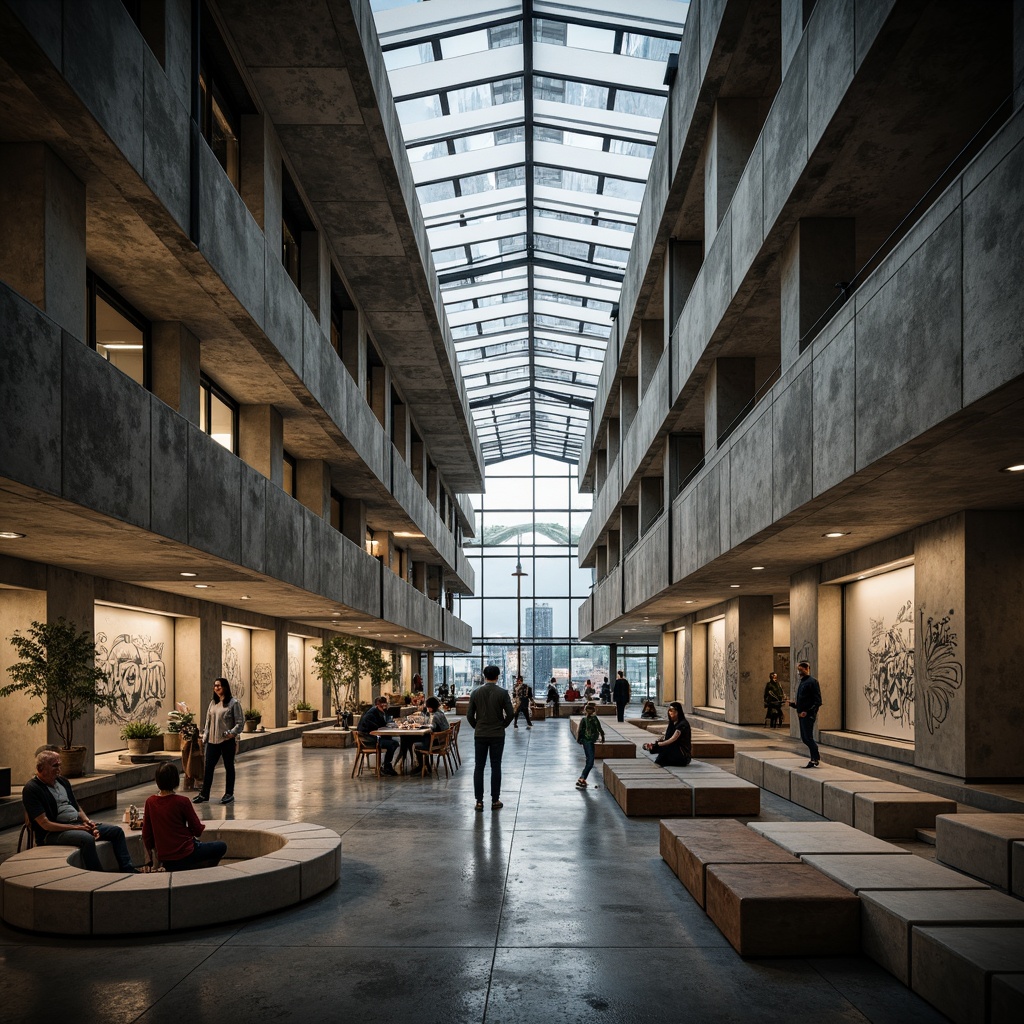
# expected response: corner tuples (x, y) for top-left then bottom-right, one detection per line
(23, 749), (136, 871)
(789, 661), (823, 767)
(467, 664), (513, 811)
(358, 695), (399, 775)
(612, 671), (631, 722)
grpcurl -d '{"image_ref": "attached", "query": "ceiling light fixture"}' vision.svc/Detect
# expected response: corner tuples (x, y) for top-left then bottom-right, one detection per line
(685, 600), (694, 604)
(240, 595), (251, 600)
(751, 565), (765, 571)
(180, 572), (198, 578)
(1001, 463), (1024, 473)
(0, 531), (26, 539)
(730, 584), (740, 588)
(394, 531), (425, 538)
(194, 584), (211, 589)
(823, 531), (850, 538)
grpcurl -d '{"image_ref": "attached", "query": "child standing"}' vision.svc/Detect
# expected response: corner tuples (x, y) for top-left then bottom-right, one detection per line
(576, 702), (605, 789)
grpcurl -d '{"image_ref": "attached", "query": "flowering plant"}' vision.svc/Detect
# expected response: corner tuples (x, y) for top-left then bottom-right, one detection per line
(167, 702), (197, 738)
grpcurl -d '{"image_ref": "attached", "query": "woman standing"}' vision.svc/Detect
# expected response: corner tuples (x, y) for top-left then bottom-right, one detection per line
(642, 701), (691, 767)
(193, 677), (245, 804)
(763, 671), (786, 728)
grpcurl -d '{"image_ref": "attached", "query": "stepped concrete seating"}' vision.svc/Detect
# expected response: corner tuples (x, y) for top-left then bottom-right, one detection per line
(1015, 843), (1024, 899)
(859, 889), (1024, 985)
(659, 818), (798, 907)
(748, 821), (912, 858)
(602, 759), (758, 818)
(803, 854), (991, 895)
(910, 926), (1024, 1024)
(735, 751), (957, 838)
(705, 862), (861, 957)
(0, 819), (341, 935)
(567, 717), (636, 759)
(823, 779), (919, 826)
(558, 702), (616, 718)
(569, 716), (735, 761)
(934, 813), (1024, 892)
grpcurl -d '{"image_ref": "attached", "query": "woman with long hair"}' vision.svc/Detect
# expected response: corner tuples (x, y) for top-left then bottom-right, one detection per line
(193, 677), (245, 804)
(642, 701), (691, 767)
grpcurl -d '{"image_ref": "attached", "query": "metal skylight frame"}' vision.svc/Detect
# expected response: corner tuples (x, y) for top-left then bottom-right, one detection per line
(373, 0), (688, 464)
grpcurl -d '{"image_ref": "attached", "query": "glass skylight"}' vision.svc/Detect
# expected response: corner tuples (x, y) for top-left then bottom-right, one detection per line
(372, 0), (688, 464)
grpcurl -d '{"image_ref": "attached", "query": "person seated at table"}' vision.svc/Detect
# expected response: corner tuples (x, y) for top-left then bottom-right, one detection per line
(414, 697), (450, 770)
(564, 683), (581, 702)
(142, 762), (227, 872)
(599, 680), (611, 703)
(358, 695), (398, 776)
(546, 678), (560, 715)
(642, 701), (691, 767)
(583, 680), (596, 700)
(23, 748), (136, 873)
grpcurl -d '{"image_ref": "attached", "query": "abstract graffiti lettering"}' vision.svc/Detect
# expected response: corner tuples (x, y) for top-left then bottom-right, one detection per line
(727, 640), (738, 703)
(95, 632), (167, 722)
(920, 607), (963, 735)
(864, 600), (915, 728)
(288, 653), (302, 707)
(710, 634), (725, 704)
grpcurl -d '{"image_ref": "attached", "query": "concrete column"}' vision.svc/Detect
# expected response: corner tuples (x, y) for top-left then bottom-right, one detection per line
(607, 529), (620, 567)
(689, 619), (707, 710)
(370, 364), (388, 430)
(607, 418), (620, 465)
(296, 459), (330, 518)
(341, 498), (366, 546)
(780, 218), (856, 369)
(411, 439), (426, 487)
(595, 546), (607, 579)
(915, 511), (1024, 779)
(251, 628), (277, 723)
(427, 463), (440, 510)
(704, 358), (754, 452)
(788, 565), (842, 735)
(45, 568), (96, 768)
(151, 322), (201, 425)
(666, 240), (703, 335)
(705, 98), (763, 248)
(724, 595), (774, 724)
(595, 449), (607, 491)
(639, 476), (663, 534)
(339, 309), (363, 387)
(660, 631), (676, 704)
(426, 650), (434, 693)
(639, 318), (664, 397)
(782, 0), (815, 77)
(0, 587), (48, 781)
(240, 113), (268, 230)
(0, 143), (86, 339)
(621, 505), (639, 553)
(239, 405), (284, 486)
(412, 561), (427, 594)
(620, 377), (639, 438)
(273, 623), (289, 727)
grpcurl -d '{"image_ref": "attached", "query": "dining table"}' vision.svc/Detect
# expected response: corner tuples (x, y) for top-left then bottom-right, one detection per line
(371, 724), (430, 774)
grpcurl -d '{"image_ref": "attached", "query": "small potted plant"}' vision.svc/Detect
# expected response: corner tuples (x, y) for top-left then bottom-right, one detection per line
(244, 708), (262, 732)
(295, 700), (314, 724)
(121, 719), (162, 755)
(165, 702), (195, 751)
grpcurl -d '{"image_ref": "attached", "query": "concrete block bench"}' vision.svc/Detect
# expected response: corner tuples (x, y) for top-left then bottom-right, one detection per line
(302, 728), (353, 748)
(749, 821), (910, 858)
(691, 736), (736, 759)
(802, 853), (989, 895)
(910, 925), (1024, 1024)
(859, 888), (1024, 985)
(853, 791), (957, 839)
(992, 974), (1024, 1023)
(0, 819), (341, 935)
(705, 862), (860, 957)
(604, 761), (759, 818)
(660, 818), (797, 907)
(788, 765), (866, 815)
(822, 779), (918, 826)
(935, 813), (1024, 892)
(1015, 842), (1024, 899)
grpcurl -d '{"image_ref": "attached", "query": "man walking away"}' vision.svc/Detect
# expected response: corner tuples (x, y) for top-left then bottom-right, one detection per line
(789, 661), (823, 767)
(467, 664), (514, 810)
(612, 670), (631, 723)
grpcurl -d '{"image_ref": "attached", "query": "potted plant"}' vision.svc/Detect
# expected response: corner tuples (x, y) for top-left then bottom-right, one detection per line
(244, 708), (262, 732)
(121, 720), (162, 755)
(295, 700), (314, 724)
(1, 617), (124, 777)
(165, 702), (195, 752)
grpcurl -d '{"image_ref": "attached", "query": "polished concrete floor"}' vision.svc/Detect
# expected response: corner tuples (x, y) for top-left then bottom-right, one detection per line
(0, 722), (948, 1023)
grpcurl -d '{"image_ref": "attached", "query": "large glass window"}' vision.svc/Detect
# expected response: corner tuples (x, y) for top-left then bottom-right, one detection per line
(199, 374), (238, 454)
(86, 273), (149, 388)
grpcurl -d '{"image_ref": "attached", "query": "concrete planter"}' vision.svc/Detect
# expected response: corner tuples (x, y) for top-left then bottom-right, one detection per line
(125, 738), (157, 756)
(59, 746), (87, 777)
(296, 710), (313, 724)
(163, 732), (182, 752)
(243, 720), (260, 733)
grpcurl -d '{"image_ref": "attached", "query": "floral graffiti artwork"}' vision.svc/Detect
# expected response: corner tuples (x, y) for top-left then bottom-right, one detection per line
(223, 638), (244, 704)
(919, 607), (963, 735)
(864, 599), (915, 728)
(727, 640), (738, 703)
(288, 653), (302, 706)
(252, 662), (273, 701)
(95, 632), (167, 722)
(710, 633), (725, 704)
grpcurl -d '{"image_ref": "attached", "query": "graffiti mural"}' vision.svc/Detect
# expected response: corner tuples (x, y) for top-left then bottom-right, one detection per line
(95, 632), (167, 723)
(288, 653), (303, 707)
(727, 640), (738, 703)
(223, 638), (244, 704)
(919, 606), (963, 735)
(864, 599), (915, 728)
(708, 618), (725, 707)
(252, 662), (273, 702)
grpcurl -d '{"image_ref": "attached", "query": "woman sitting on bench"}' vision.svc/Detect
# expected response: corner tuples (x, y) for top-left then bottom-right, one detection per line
(642, 701), (691, 767)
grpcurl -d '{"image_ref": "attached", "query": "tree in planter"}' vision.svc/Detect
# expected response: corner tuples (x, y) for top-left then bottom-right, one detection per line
(1, 617), (124, 776)
(313, 637), (365, 728)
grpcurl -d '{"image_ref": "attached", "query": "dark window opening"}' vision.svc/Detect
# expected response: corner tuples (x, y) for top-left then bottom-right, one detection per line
(282, 164), (314, 289)
(199, 372), (238, 454)
(86, 271), (150, 389)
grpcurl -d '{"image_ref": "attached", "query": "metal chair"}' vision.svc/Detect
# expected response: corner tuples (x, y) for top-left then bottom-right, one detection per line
(351, 732), (383, 778)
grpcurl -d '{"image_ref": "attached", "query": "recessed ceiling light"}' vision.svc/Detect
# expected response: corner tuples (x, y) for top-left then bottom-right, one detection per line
(194, 584), (212, 589)
(857, 575), (866, 580)
(823, 531), (850, 538)
(751, 566), (765, 571)
(730, 584), (741, 588)
(0, 531), (25, 539)
(1002, 463), (1024, 473)
(685, 600), (694, 604)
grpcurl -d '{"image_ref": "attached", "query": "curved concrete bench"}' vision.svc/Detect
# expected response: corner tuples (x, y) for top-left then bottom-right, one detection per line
(0, 819), (341, 935)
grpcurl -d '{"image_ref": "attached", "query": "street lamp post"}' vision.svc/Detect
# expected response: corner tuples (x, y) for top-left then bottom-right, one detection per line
(512, 551), (528, 685)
